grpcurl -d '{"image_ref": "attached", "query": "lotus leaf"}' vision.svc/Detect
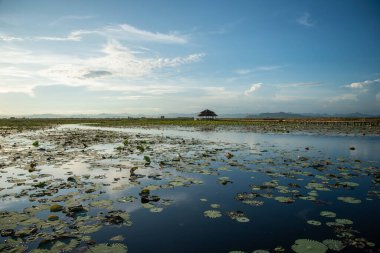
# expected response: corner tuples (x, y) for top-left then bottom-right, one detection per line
(204, 210), (222, 218)
(291, 239), (328, 253)
(322, 239), (345, 251)
(307, 220), (321, 226)
(320, 211), (336, 218)
(335, 218), (353, 225)
(337, 196), (361, 204)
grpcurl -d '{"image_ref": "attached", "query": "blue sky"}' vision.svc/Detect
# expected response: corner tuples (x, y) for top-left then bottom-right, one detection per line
(0, 0), (380, 115)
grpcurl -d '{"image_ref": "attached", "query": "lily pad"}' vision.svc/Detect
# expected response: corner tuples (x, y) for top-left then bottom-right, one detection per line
(307, 220), (321, 226)
(322, 239), (345, 251)
(337, 196), (361, 204)
(203, 210), (222, 218)
(291, 239), (328, 253)
(335, 218), (353, 225)
(320, 211), (336, 218)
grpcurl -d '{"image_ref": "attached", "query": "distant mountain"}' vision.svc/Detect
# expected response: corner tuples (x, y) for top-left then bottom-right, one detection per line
(246, 112), (379, 119)
(1, 112), (378, 119)
(246, 112), (308, 119)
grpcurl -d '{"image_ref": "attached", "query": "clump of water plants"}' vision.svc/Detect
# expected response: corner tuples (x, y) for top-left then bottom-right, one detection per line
(88, 243), (128, 253)
(320, 211), (336, 218)
(291, 239), (328, 253)
(50, 204), (63, 212)
(204, 210), (222, 218)
(32, 141), (39, 147)
(144, 156), (151, 165)
(337, 196), (362, 204)
(335, 218), (353, 225)
(322, 239), (346, 251)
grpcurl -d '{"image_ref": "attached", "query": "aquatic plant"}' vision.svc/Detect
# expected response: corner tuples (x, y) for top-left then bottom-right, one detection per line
(144, 156), (151, 165)
(47, 215), (59, 221)
(291, 239), (328, 253)
(337, 196), (362, 204)
(322, 239), (346, 251)
(50, 204), (63, 212)
(320, 211), (336, 218)
(236, 217), (250, 223)
(89, 243), (128, 253)
(150, 207), (163, 213)
(204, 210), (222, 218)
(307, 220), (321, 226)
(274, 196), (294, 203)
(32, 141), (39, 147)
(335, 218), (353, 225)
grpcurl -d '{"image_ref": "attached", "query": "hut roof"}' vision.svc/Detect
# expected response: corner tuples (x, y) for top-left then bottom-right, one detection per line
(198, 109), (217, 117)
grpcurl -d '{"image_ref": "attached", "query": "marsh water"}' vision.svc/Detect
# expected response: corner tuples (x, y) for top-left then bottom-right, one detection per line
(0, 125), (379, 252)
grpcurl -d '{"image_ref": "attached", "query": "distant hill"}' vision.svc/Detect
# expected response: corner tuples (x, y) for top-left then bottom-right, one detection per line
(245, 112), (379, 119)
(246, 112), (308, 119)
(1, 112), (378, 119)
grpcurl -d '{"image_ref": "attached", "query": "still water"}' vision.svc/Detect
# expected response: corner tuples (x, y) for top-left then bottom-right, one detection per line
(0, 125), (379, 252)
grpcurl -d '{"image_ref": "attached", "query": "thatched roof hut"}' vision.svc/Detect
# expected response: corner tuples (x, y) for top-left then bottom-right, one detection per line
(197, 109), (218, 120)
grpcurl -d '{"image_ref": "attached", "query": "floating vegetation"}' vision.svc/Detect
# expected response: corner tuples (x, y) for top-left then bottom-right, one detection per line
(50, 204), (63, 212)
(307, 220), (322, 226)
(236, 216), (250, 223)
(0, 123), (378, 252)
(218, 176), (232, 185)
(335, 218), (353, 225)
(322, 239), (346, 251)
(88, 243), (128, 253)
(110, 235), (125, 241)
(226, 211), (250, 223)
(90, 199), (114, 209)
(320, 211), (336, 218)
(337, 196), (362, 204)
(150, 207), (164, 213)
(274, 196), (294, 204)
(291, 239), (328, 253)
(203, 210), (222, 218)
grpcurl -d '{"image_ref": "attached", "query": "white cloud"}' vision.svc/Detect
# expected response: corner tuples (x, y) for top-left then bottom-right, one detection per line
(35, 31), (85, 41)
(297, 12), (314, 27)
(327, 93), (358, 102)
(40, 40), (204, 89)
(235, 65), (284, 75)
(244, 83), (262, 96)
(0, 34), (23, 41)
(0, 40), (204, 94)
(235, 69), (252, 75)
(254, 65), (283, 71)
(37, 23), (188, 44)
(3, 22), (188, 44)
(345, 79), (380, 89)
(115, 24), (187, 44)
(278, 82), (321, 88)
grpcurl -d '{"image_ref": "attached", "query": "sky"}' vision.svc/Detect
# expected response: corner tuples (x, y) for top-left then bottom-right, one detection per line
(0, 0), (380, 116)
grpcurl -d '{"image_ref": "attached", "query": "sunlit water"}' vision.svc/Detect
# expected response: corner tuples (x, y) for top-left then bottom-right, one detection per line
(0, 125), (379, 252)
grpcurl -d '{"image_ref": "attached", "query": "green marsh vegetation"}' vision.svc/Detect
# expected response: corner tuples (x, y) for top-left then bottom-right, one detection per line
(1, 117), (380, 136)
